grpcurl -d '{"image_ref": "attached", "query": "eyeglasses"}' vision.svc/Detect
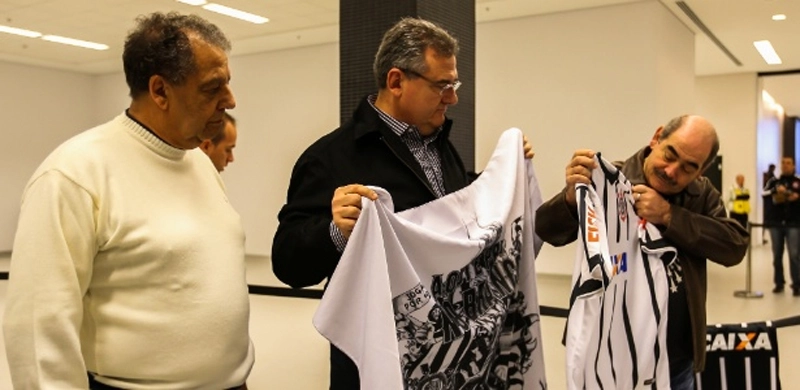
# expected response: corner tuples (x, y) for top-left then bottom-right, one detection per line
(402, 69), (462, 96)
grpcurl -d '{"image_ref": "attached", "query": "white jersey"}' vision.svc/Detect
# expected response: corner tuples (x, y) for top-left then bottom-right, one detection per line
(566, 154), (674, 389)
(314, 128), (547, 390)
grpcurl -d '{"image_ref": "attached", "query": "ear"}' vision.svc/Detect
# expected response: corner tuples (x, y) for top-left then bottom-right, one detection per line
(149, 75), (169, 110)
(385, 68), (405, 97)
(649, 126), (664, 149)
(199, 139), (213, 153)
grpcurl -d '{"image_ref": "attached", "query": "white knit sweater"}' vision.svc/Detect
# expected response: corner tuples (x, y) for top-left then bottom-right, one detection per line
(3, 113), (254, 389)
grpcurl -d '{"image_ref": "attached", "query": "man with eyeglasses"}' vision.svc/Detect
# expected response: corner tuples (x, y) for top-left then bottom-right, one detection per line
(535, 115), (748, 390)
(272, 17), (532, 389)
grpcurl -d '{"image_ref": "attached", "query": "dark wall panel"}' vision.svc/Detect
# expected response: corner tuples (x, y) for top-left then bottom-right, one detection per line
(340, 0), (475, 169)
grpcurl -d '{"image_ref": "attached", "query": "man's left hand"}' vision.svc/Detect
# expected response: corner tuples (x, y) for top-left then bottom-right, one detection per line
(523, 135), (534, 159)
(632, 184), (672, 227)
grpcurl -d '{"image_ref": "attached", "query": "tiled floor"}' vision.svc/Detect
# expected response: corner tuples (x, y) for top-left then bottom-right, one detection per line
(0, 239), (798, 389)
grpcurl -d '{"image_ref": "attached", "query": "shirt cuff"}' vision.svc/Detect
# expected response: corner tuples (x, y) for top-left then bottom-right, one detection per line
(329, 221), (347, 252)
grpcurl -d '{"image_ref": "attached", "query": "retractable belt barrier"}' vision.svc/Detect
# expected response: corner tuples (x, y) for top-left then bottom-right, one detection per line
(696, 315), (800, 390)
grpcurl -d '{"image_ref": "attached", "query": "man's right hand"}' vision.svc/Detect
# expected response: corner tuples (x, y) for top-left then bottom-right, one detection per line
(564, 149), (597, 207)
(332, 184), (378, 239)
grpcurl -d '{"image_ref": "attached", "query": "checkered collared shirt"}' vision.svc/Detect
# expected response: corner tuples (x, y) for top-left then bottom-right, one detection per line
(330, 95), (447, 251)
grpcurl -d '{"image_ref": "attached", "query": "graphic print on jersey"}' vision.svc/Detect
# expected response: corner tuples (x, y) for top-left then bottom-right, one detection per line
(393, 218), (541, 389)
(566, 153), (675, 390)
(312, 128), (547, 390)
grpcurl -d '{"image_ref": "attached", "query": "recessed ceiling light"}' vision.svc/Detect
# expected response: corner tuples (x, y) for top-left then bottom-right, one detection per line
(41, 35), (109, 50)
(0, 25), (42, 38)
(772, 14), (787, 21)
(202, 4), (268, 24)
(753, 40), (782, 65)
(177, 0), (207, 5)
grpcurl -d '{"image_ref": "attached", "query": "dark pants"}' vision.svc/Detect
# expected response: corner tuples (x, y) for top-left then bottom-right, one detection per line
(88, 373), (247, 390)
(729, 212), (748, 230)
(330, 344), (360, 389)
(769, 226), (800, 288)
(670, 359), (695, 390)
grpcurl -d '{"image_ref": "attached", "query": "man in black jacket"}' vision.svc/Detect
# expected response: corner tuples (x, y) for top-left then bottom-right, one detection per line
(272, 17), (532, 389)
(763, 156), (800, 295)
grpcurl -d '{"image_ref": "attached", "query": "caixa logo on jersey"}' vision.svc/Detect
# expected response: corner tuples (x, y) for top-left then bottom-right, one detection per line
(706, 332), (773, 351)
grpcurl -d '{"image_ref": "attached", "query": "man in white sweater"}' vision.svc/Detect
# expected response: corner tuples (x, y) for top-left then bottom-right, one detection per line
(3, 12), (253, 390)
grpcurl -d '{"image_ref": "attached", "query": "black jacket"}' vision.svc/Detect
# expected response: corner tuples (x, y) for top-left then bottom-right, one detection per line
(272, 97), (472, 288)
(763, 174), (800, 227)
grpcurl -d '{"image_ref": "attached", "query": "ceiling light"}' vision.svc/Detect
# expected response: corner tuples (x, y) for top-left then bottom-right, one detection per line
(772, 14), (787, 21)
(202, 3), (268, 24)
(753, 40), (782, 65)
(0, 25), (42, 38)
(41, 35), (109, 50)
(176, 0), (207, 5)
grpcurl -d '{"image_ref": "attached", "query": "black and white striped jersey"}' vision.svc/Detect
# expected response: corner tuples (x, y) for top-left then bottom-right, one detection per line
(567, 154), (675, 389)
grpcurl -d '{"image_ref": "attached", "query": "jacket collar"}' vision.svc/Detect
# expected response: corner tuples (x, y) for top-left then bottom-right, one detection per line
(351, 96), (453, 141)
(622, 146), (702, 197)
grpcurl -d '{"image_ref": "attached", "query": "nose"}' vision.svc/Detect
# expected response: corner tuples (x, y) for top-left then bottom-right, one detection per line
(221, 84), (236, 110)
(442, 89), (458, 105)
(663, 163), (679, 179)
(228, 152), (235, 163)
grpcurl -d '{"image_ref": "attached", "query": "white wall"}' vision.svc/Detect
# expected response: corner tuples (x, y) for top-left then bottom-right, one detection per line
(93, 72), (129, 122)
(695, 73), (759, 221)
(224, 44), (339, 255)
(476, 0), (695, 274)
(1, 2), (753, 279)
(0, 62), (96, 250)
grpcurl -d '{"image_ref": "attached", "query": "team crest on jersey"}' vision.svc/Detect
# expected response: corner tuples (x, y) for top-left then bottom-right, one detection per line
(617, 189), (627, 223)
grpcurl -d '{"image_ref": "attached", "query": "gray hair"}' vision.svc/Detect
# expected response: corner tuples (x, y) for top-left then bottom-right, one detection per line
(123, 12), (231, 98)
(373, 17), (459, 89)
(660, 115), (720, 170)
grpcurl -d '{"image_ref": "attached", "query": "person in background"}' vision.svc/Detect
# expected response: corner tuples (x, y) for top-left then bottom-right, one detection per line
(3, 12), (253, 389)
(200, 112), (238, 172)
(763, 156), (800, 296)
(762, 163), (778, 244)
(271, 17), (533, 389)
(535, 115), (748, 390)
(763, 163), (777, 185)
(728, 173), (750, 229)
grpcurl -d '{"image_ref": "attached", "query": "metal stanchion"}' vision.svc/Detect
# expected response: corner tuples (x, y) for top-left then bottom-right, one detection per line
(734, 222), (764, 298)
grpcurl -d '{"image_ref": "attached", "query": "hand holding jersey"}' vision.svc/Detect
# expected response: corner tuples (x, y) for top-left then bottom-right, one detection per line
(631, 184), (673, 226)
(332, 184), (379, 239)
(563, 149), (597, 207)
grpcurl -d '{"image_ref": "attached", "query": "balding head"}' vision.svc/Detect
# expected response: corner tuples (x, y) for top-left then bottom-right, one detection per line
(659, 115), (719, 170)
(644, 115), (719, 195)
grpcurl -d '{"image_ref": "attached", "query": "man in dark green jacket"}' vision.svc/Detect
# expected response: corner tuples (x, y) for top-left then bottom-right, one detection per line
(535, 115), (748, 390)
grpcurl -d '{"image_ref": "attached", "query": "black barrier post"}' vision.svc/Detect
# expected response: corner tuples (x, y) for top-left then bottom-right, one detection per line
(734, 222), (764, 298)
